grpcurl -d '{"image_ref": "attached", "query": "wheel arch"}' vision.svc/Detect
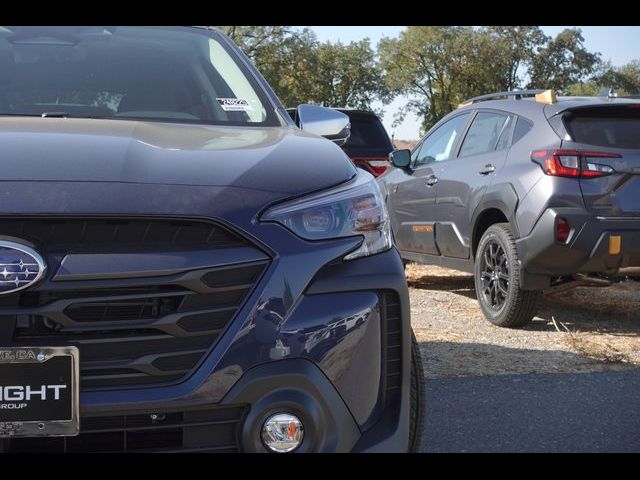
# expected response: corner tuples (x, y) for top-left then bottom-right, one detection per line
(471, 183), (520, 260)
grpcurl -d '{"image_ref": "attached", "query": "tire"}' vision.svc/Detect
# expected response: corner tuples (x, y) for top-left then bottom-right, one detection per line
(474, 223), (541, 328)
(408, 329), (426, 452)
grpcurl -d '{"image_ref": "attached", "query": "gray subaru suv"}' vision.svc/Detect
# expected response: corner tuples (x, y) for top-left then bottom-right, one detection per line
(381, 89), (640, 328)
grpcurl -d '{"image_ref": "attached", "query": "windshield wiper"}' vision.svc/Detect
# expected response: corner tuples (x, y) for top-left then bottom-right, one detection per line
(40, 112), (69, 118)
(0, 112), (71, 118)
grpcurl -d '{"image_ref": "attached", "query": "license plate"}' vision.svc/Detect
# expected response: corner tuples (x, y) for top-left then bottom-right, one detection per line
(0, 347), (79, 438)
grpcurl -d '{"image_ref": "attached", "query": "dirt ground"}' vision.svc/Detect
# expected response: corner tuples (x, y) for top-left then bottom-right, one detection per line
(407, 263), (640, 379)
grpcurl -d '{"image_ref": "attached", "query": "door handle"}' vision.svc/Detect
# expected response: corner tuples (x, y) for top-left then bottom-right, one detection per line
(479, 164), (496, 175)
(425, 175), (438, 187)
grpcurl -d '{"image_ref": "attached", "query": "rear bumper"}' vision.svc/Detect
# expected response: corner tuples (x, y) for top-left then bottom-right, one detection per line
(516, 208), (640, 288)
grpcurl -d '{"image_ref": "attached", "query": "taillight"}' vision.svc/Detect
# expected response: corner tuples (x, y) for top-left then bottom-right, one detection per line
(531, 150), (619, 178)
(352, 157), (389, 177)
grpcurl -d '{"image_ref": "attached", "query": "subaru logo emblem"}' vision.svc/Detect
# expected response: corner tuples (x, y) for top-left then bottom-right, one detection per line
(0, 239), (46, 295)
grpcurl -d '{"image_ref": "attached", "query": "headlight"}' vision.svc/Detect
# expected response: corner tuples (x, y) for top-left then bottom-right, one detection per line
(261, 172), (392, 260)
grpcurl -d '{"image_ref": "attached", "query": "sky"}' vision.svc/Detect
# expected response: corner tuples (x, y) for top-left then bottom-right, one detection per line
(307, 26), (640, 140)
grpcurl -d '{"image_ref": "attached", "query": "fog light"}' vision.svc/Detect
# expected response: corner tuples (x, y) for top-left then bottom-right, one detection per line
(261, 413), (304, 453)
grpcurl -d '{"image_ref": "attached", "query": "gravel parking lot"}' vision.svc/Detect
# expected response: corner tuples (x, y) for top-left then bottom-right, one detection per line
(407, 263), (640, 379)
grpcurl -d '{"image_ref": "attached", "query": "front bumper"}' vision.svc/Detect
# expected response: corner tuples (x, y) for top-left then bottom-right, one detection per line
(0, 180), (411, 452)
(516, 207), (640, 288)
(3, 245), (411, 453)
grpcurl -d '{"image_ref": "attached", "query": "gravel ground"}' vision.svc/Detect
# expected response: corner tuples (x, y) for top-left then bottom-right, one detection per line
(407, 263), (640, 379)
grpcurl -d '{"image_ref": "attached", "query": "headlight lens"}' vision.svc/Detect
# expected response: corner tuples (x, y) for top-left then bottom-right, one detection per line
(261, 172), (392, 260)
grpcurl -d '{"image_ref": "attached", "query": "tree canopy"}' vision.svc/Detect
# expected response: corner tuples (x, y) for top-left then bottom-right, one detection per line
(378, 26), (603, 132)
(216, 26), (638, 137)
(215, 26), (389, 110)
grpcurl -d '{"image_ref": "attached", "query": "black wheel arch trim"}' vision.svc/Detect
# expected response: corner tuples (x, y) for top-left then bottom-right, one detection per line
(470, 182), (520, 259)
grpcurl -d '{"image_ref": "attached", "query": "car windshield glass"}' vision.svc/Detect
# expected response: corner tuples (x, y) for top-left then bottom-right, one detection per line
(0, 26), (277, 126)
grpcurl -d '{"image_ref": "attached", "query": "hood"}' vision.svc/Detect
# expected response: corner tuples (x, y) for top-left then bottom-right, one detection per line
(0, 117), (356, 196)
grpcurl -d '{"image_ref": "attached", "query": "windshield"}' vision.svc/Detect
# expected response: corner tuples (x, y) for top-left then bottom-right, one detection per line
(0, 26), (278, 126)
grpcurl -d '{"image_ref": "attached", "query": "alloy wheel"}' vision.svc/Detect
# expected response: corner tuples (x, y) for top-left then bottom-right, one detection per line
(480, 240), (510, 311)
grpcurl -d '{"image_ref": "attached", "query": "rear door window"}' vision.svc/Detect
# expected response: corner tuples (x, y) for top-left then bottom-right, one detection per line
(458, 111), (511, 158)
(564, 106), (640, 149)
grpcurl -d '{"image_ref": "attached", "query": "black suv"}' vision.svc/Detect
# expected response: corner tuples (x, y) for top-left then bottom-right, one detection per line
(380, 89), (640, 328)
(288, 108), (394, 176)
(336, 109), (394, 177)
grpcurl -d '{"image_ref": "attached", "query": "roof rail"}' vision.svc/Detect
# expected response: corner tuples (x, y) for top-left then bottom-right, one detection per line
(458, 89), (548, 108)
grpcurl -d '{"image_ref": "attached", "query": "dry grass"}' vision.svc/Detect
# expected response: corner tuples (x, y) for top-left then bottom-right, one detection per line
(565, 331), (630, 364)
(407, 263), (640, 378)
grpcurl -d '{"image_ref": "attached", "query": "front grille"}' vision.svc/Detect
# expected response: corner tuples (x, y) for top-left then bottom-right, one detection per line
(2, 405), (247, 453)
(11, 260), (267, 390)
(0, 217), (269, 390)
(0, 217), (244, 252)
(381, 291), (402, 406)
(64, 296), (184, 322)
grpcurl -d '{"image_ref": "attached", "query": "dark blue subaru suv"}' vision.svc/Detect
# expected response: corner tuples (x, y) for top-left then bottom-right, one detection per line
(0, 26), (424, 452)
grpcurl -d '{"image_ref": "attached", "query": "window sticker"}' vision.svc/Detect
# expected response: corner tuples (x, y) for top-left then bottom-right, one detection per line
(217, 98), (253, 112)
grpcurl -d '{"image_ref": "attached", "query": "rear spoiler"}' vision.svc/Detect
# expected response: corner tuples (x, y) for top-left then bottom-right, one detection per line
(544, 98), (640, 119)
(545, 100), (640, 142)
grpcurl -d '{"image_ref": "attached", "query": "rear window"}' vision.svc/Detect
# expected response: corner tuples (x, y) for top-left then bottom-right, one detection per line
(564, 107), (640, 149)
(344, 114), (392, 150)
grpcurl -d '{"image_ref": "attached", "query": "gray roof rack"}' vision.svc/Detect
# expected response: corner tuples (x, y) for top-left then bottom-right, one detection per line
(460, 89), (546, 106)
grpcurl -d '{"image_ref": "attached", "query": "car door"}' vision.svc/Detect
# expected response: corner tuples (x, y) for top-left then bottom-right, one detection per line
(432, 109), (514, 259)
(388, 112), (471, 255)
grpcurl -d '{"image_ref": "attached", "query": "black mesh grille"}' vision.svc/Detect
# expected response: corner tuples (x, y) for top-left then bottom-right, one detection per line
(0, 217), (244, 252)
(64, 296), (183, 322)
(2, 405), (247, 453)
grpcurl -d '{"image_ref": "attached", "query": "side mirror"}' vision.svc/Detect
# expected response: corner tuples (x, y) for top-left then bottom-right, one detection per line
(390, 149), (411, 169)
(296, 104), (351, 147)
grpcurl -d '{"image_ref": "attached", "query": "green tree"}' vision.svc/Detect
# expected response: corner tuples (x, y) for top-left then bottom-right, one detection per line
(483, 26), (548, 90)
(311, 40), (390, 109)
(216, 26), (388, 110)
(379, 26), (485, 131)
(566, 81), (602, 96)
(594, 60), (640, 95)
(379, 26), (603, 131)
(568, 60), (640, 97)
(527, 28), (601, 92)
(215, 26), (318, 107)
